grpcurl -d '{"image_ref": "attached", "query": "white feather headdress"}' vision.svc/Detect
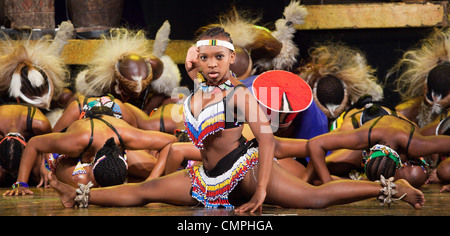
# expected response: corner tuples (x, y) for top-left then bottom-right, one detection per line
(150, 20), (181, 96)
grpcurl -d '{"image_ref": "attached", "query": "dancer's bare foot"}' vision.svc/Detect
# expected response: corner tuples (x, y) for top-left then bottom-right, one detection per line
(394, 179), (425, 209)
(48, 173), (77, 208)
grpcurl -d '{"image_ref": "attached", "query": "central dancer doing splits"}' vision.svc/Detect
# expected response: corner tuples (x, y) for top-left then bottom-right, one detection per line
(49, 27), (424, 212)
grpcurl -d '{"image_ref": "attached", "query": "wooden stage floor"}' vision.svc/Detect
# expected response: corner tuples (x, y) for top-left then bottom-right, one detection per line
(1, 183), (449, 216)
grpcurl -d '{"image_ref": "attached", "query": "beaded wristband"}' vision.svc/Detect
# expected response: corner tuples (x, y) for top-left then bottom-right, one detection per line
(11, 182), (29, 189)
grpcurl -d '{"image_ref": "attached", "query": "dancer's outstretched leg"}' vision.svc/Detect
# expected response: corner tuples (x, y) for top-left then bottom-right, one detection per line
(239, 162), (425, 210)
(50, 163), (425, 210)
(49, 170), (197, 208)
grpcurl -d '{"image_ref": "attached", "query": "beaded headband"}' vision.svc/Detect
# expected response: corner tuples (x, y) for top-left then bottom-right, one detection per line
(0, 132), (27, 146)
(196, 39), (235, 51)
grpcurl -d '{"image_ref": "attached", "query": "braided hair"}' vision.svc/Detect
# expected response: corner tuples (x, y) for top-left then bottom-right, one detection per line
(0, 134), (26, 180)
(365, 154), (397, 181)
(92, 137), (127, 187)
(426, 63), (450, 104)
(197, 26), (234, 44)
(315, 75), (346, 109)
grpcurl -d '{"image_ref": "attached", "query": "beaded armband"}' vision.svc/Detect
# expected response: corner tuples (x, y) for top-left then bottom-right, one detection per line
(11, 182), (29, 189)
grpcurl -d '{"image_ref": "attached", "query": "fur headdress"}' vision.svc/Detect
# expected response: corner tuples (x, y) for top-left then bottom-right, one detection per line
(388, 27), (450, 126)
(76, 22), (180, 98)
(255, 0), (308, 72)
(389, 27), (450, 101)
(0, 29), (69, 109)
(300, 42), (383, 118)
(75, 28), (153, 97)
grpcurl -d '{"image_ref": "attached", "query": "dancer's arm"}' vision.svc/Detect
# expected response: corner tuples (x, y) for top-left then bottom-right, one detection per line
(3, 131), (87, 196)
(148, 142), (201, 179)
(307, 129), (367, 184)
(408, 134), (450, 158)
(274, 137), (308, 159)
(120, 127), (178, 152)
(52, 100), (82, 132)
(235, 86), (275, 213)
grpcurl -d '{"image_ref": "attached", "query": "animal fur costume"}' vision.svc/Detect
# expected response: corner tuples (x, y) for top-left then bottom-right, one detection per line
(197, 0), (308, 75)
(75, 21), (181, 107)
(299, 42), (383, 119)
(388, 27), (450, 127)
(0, 21), (72, 110)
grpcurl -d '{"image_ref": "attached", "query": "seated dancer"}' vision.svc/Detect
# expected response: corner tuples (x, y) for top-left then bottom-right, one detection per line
(321, 96), (397, 177)
(0, 103), (52, 187)
(307, 115), (450, 187)
(3, 108), (177, 196)
(47, 27), (424, 211)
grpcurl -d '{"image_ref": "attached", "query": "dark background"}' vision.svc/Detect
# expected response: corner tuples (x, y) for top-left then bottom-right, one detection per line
(53, 0), (436, 106)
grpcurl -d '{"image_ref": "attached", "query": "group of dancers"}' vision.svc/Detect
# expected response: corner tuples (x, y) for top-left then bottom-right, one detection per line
(0, 1), (449, 212)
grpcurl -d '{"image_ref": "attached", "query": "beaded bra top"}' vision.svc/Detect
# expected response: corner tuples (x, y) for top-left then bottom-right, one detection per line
(78, 95), (122, 120)
(183, 84), (245, 149)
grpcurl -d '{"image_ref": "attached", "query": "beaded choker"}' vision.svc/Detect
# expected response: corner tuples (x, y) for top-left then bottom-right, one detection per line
(197, 72), (234, 94)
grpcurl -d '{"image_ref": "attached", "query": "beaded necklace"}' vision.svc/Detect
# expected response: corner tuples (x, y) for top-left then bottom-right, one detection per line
(197, 72), (235, 94)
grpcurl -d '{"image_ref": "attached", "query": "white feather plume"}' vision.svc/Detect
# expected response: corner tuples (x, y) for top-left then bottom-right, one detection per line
(27, 68), (44, 87)
(152, 20), (171, 58)
(268, 1), (308, 70)
(151, 55), (181, 96)
(9, 73), (22, 98)
(283, 0), (308, 25)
